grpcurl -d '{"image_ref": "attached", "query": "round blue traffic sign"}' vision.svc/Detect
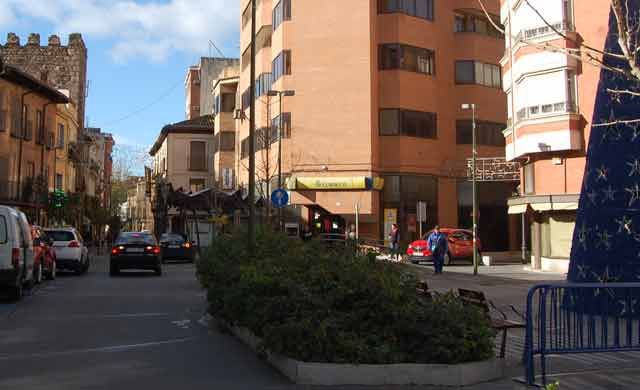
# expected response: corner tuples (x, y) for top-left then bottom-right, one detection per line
(271, 189), (289, 209)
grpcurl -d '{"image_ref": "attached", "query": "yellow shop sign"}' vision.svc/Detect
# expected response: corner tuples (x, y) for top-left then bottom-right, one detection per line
(289, 177), (384, 191)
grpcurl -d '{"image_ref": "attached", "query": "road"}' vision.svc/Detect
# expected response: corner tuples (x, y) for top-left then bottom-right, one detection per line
(3, 255), (640, 390)
(0, 255), (290, 390)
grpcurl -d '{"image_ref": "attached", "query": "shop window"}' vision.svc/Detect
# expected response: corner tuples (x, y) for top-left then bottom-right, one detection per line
(524, 163), (535, 195)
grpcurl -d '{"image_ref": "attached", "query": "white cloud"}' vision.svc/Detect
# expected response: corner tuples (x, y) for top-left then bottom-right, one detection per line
(2, 0), (239, 63)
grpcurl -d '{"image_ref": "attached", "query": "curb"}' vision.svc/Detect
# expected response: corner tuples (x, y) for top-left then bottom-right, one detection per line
(205, 314), (506, 386)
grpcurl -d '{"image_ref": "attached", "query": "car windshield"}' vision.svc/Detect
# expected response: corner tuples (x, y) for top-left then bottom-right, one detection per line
(160, 234), (185, 243)
(116, 233), (157, 246)
(46, 230), (76, 242)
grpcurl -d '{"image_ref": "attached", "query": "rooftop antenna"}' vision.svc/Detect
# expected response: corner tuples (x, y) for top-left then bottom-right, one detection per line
(208, 40), (225, 58)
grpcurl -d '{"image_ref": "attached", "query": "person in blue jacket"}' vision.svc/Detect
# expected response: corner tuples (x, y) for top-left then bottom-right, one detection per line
(427, 225), (448, 274)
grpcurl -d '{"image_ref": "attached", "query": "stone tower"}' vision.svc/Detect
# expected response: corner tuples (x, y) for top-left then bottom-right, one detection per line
(0, 32), (88, 130)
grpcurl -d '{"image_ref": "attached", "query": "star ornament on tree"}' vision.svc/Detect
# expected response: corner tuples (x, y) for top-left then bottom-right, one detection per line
(596, 165), (609, 182)
(615, 215), (634, 235)
(577, 224), (590, 251)
(628, 160), (640, 177)
(596, 230), (613, 250)
(626, 184), (640, 208)
(603, 185), (617, 202)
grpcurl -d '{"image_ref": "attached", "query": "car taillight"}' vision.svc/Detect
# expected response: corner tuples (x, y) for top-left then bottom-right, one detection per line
(183, 242), (192, 249)
(146, 246), (161, 255)
(111, 246), (125, 255)
(68, 241), (80, 248)
(11, 248), (20, 268)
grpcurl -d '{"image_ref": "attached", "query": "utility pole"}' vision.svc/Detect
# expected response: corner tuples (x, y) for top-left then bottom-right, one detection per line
(462, 103), (479, 276)
(248, 0), (257, 250)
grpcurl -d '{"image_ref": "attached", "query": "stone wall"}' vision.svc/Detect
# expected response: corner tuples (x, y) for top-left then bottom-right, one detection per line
(0, 33), (87, 131)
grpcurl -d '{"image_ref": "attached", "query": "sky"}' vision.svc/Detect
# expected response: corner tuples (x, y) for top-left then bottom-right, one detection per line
(0, 0), (240, 154)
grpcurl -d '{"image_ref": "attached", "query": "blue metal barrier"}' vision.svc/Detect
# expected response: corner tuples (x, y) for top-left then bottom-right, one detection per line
(525, 283), (640, 386)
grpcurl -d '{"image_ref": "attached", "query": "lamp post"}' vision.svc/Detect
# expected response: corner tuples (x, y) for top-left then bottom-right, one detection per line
(462, 103), (478, 276)
(248, 0), (257, 251)
(267, 89), (295, 232)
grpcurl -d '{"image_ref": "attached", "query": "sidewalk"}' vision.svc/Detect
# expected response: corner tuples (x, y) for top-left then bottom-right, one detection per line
(400, 263), (640, 390)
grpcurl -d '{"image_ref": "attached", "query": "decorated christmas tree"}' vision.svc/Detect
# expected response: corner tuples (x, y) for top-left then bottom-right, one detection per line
(568, 0), (640, 284)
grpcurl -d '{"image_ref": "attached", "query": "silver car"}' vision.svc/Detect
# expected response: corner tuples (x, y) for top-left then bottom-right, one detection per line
(44, 228), (90, 275)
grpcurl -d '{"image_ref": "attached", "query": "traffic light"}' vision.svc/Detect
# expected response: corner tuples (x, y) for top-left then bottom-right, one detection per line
(51, 189), (68, 209)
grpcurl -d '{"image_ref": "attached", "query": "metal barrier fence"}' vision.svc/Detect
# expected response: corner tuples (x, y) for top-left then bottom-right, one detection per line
(525, 283), (640, 386)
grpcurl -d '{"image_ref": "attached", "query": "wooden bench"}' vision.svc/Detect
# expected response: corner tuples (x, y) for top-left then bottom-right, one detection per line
(458, 288), (525, 358)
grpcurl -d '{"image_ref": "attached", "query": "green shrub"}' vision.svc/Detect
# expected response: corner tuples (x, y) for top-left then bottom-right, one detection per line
(197, 228), (495, 364)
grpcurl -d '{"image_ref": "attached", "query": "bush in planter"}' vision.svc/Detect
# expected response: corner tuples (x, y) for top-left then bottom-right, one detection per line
(197, 229), (495, 365)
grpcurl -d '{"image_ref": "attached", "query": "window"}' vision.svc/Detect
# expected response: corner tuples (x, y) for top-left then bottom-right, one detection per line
(189, 178), (206, 193)
(255, 73), (274, 99)
(189, 141), (207, 171)
(378, 0), (434, 21)
(35, 110), (43, 144)
(524, 163), (535, 195)
(271, 112), (292, 142)
(456, 120), (506, 146)
(273, 0), (292, 31)
(27, 161), (35, 178)
(272, 50), (292, 82)
(240, 137), (250, 159)
(0, 216), (7, 244)
(567, 70), (577, 109)
(0, 91), (5, 133)
(454, 12), (502, 38)
(379, 44), (435, 75)
(221, 93), (236, 113)
(222, 168), (234, 190)
(219, 132), (235, 151)
(10, 96), (21, 138)
(57, 123), (65, 148)
(455, 61), (501, 88)
(241, 88), (251, 111)
(379, 109), (437, 139)
(55, 174), (63, 190)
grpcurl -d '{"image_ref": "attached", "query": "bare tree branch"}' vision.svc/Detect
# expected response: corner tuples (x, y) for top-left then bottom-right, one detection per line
(593, 118), (640, 127)
(611, 0), (640, 80)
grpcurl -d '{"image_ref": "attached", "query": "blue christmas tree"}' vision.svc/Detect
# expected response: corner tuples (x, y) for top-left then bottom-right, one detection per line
(569, 0), (640, 286)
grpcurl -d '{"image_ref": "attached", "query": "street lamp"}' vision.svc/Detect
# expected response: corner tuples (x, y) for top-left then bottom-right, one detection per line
(267, 89), (295, 232)
(461, 103), (479, 276)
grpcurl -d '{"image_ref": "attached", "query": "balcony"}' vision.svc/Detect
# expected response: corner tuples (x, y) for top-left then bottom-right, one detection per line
(516, 101), (578, 123)
(514, 21), (574, 46)
(0, 179), (48, 206)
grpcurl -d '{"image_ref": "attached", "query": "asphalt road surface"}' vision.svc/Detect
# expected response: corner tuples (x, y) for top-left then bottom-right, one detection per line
(0, 255), (291, 390)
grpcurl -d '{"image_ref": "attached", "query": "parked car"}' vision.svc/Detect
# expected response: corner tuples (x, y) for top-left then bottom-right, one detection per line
(159, 233), (195, 263)
(407, 228), (482, 266)
(44, 227), (90, 275)
(110, 232), (162, 276)
(31, 226), (57, 283)
(0, 206), (36, 300)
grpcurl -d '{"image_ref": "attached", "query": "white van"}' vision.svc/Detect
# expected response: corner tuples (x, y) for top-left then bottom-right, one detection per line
(0, 205), (35, 300)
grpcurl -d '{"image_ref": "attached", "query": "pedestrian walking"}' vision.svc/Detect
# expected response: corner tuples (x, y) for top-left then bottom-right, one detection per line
(427, 225), (448, 274)
(388, 223), (400, 261)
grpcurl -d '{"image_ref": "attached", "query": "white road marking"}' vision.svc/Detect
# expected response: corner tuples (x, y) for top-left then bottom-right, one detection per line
(0, 337), (197, 361)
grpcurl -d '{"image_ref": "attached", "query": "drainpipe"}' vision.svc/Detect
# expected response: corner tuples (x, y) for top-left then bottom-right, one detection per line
(16, 91), (35, 200)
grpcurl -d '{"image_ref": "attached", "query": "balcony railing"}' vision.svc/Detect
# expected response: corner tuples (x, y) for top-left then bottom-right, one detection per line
(0, 179), (48, 205)
(514, 21), (574, 45)
(516, 101), (578, 122)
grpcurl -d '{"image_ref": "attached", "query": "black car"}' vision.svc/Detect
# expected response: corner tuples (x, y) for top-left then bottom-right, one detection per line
(159, 233), (195, 263)
(110, 232), (162, 276)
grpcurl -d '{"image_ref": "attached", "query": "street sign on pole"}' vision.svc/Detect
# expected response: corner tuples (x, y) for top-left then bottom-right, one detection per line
(271, 189), (289, 209)
(417, 201), (427, 238)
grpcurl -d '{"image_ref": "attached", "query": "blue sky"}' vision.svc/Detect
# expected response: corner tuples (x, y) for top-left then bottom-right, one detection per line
(1, 0), (239, 153)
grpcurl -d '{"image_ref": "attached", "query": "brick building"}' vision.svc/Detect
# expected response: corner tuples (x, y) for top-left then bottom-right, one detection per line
(185, 57), (241, 119)
(236, 0), (518, 250)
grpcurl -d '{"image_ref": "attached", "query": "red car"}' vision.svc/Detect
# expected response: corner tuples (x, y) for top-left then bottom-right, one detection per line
(31, 226), (57, 283)
(407, 228), (481, 266)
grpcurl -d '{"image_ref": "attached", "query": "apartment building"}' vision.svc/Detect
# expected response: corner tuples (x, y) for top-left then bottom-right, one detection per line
(54, 99), (80, 194)
(237, 0), (517, 249)
(501, 0), (612, 271)
(185, 58), (242, 119)
(150, 115), (216, 193)
(212, 65), (240, 191)
(0, 60), (69, 220)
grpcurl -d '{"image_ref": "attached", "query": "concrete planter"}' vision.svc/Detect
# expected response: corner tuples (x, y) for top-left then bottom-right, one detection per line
(224, 320), (505, 386)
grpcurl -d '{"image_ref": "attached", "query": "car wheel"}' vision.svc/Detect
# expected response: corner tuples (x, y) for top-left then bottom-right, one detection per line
(444, 252), (452, 266)
(34, 262), (43, 284)
(47, 261), (57, 280)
